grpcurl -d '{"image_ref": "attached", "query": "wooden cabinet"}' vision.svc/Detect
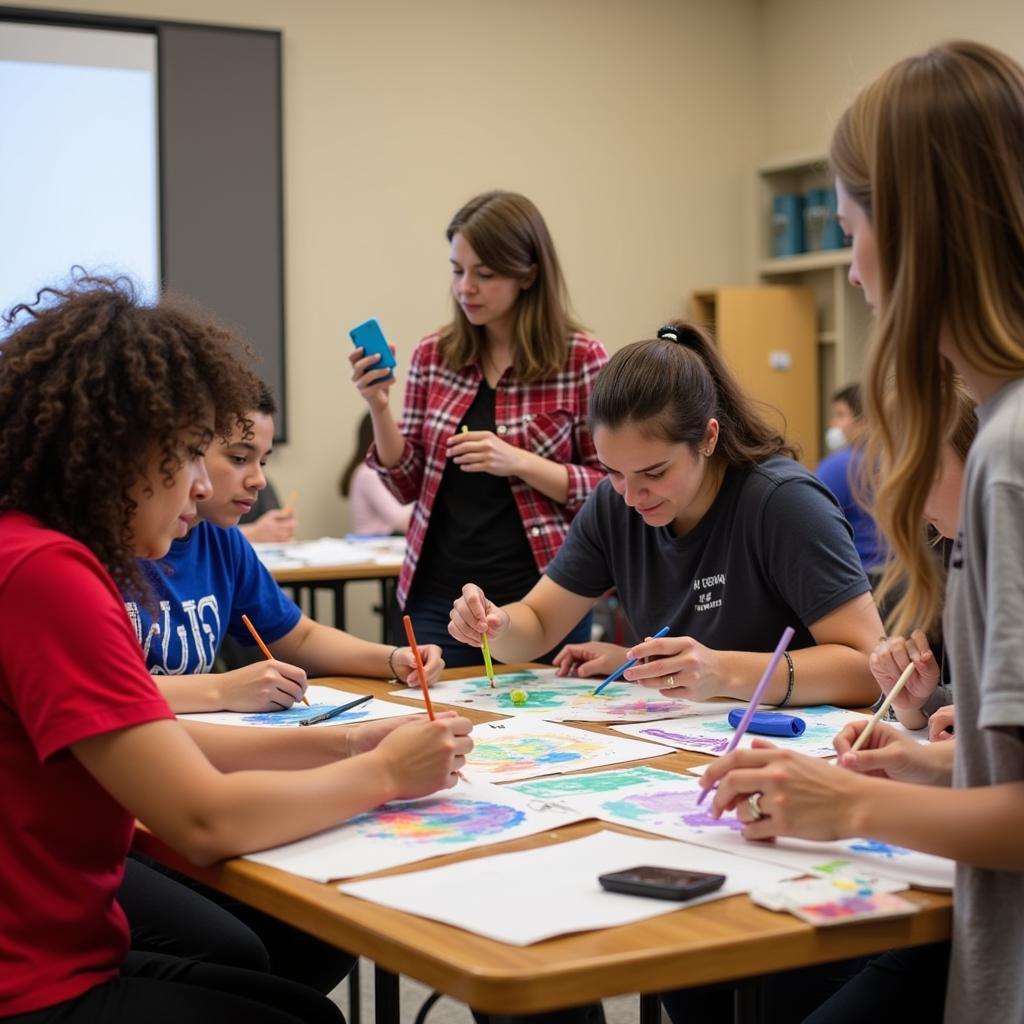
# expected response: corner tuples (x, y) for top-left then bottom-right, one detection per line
(690, 285), (819, 466)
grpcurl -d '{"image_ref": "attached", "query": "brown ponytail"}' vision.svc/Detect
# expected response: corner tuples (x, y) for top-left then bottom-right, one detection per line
(589, 319), (798, 465)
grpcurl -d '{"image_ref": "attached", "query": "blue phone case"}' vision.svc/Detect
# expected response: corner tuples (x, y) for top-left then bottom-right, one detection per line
(349, 318), (396, 380)
(727, 708), (806, 737)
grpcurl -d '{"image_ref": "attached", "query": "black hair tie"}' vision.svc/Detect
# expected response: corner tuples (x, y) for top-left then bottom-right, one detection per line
(657, 325), (682, 344)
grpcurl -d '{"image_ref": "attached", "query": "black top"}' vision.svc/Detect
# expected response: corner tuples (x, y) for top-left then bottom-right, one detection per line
(413, 380), (538, 604)
(546, 455), (870, 653)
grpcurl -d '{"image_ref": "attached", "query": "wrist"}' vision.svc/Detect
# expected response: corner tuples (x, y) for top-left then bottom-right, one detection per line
(843, 772), (879, 837)
(366, 747), (401, 803)
(386, 646), (400, 679)
(895, 705), (928, 730)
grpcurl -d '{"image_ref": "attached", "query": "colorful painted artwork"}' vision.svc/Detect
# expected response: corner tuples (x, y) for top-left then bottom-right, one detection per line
(346, 797), (526, 844)
(511, 765), (679, 799)
(462, 718), (672, 783)
(613, 706), (873, 758)
(176, 686), (419, 728)
(510, 766), (743, 837)
(677, 827), (956, 890)
(243, 779), (586, 882)
(392, 669), (745, 723)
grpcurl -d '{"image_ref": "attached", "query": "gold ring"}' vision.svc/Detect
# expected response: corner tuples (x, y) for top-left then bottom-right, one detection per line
(747, 792), (764, 820)
(666, 675), (676, 687)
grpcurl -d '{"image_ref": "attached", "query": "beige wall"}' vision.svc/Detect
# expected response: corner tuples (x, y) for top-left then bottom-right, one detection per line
(758, 0), (1024, 159)
(13, 0), (762, 543)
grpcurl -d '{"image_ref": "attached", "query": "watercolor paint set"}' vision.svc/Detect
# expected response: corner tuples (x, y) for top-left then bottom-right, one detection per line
(750, 876), (919, 926)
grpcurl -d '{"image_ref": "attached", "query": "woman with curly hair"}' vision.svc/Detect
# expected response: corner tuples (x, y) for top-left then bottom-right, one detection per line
(0, 277), (472, 1024)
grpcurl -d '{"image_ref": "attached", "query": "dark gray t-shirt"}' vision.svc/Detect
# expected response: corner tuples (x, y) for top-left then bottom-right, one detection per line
(944, 377), (1024, 1023)
(546, 455), (870, 652)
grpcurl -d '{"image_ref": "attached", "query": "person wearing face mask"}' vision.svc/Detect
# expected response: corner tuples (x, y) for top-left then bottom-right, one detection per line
(815, 383), (883, 575)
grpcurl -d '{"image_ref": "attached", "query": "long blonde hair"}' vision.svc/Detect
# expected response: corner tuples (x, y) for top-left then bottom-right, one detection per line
(831, 41), (1024, 634)
(438, 191), (583, 381)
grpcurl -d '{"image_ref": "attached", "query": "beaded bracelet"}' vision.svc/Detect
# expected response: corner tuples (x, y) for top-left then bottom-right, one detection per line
(776, 651), (795, 707)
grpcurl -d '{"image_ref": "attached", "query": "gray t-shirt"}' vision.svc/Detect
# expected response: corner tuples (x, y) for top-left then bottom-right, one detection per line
(546, 455), (869, 654)
(944, 377), (1024, 1023)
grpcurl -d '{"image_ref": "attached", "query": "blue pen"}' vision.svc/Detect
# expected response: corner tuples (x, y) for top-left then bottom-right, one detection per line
(592, 625), (672, 695)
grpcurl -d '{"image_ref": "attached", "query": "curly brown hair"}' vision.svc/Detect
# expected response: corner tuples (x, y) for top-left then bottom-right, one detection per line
(0, 275), (259, 599)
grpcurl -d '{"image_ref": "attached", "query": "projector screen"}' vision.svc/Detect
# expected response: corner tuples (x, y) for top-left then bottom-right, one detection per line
(0, 21), (160, 311)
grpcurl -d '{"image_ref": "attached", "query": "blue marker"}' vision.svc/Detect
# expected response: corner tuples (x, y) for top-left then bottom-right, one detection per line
(592, 625), (672, 696)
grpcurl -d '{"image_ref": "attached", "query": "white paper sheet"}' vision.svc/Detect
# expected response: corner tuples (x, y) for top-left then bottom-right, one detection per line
(176, 686), (419, 728)
(463, 718), (672, 783)
(243, 778), (586, 882)
(393, 668), (746, 723)
(252, 536), (405, 570)
(676, 829), (956, 891)
(509, 765), (955, 890)
(338, 830), (799, 944)
(613, 706), (873, 758)
(511, 767), (748, 841)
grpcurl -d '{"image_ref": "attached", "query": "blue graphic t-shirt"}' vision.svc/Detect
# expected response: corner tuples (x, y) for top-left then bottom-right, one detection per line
(124, 522), (301, 674)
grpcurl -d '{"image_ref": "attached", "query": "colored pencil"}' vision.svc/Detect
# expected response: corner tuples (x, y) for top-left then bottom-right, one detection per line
(402, 614), (435, 720)
(697, 624), (795, 804)
(241, 612), (310, 706)
(283, 489), (298, 516)
(849, 661), (918, 753)
(592, 625), (671, 695)
(480, 632), (496, 688)
(298, 693), (373, 727)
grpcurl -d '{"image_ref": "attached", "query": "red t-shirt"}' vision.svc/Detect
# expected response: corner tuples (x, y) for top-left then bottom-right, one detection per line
(0, 513), (174, 1016)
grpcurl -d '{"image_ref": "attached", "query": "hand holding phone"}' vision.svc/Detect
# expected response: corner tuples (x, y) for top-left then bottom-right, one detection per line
(598, 865), (726, 901)
(349, 317), (397, 382)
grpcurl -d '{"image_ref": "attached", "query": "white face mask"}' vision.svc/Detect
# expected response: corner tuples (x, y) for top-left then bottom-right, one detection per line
(825, 426), (847, 452)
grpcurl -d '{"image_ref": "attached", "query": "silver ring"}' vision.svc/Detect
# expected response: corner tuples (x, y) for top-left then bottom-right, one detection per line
(666, 675), (676, 687)
(747, 792), (764, 820)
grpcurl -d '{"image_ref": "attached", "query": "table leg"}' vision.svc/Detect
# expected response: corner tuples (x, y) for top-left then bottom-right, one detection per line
(374, 964), (400, 1024)
(733, 978), (765, 1024)
(332, 582), (347, 630)
(640, 992), (661, 1024)
(348, 959), (361, 1024)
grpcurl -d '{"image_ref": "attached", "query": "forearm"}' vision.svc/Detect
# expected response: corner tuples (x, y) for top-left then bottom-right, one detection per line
(720, 644), (877, 707)
(369, 406), (406, 467)
(180, 720), (348, 771)
(488, 601), (556, 663)
(515, 450), (570, 504)
(279, 620), (390, 679)
(154, 674), (230, 714)
(150, 754), (395, 863)
(850, 775), (1024, 870)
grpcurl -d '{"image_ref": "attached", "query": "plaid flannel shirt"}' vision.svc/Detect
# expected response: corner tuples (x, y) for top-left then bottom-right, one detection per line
(367, 331), (609, 608)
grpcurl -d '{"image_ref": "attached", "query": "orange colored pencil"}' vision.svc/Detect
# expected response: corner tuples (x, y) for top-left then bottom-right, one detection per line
(402, 614), (435, 720)
(283, 489), (298, 516)
(241, 612), (309, 706)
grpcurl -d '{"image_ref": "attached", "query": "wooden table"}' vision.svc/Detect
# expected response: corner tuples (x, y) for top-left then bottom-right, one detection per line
(139, 668), (952, 1024)
(268, 561), (400, 638)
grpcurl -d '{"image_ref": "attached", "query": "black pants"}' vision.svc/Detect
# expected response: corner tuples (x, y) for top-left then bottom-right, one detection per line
(3, 950), (342, 1024)
(122, 854), (356, 993)
(662, 957), (868, 1023)
(802, 942), (949, 1023)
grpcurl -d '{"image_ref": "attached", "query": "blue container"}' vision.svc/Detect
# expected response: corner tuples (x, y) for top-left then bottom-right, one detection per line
(805, 187), (846, 251)
(772, 194), (804, 257)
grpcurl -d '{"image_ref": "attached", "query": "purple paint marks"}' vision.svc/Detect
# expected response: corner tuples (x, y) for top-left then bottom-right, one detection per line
(639, 728), (732, 754)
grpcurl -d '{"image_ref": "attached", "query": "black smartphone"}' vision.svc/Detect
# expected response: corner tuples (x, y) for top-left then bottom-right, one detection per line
(597, 865), (726, 901)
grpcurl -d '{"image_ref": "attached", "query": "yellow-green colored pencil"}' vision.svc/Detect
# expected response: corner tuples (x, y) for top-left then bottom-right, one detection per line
(481, 632), (496, 688)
